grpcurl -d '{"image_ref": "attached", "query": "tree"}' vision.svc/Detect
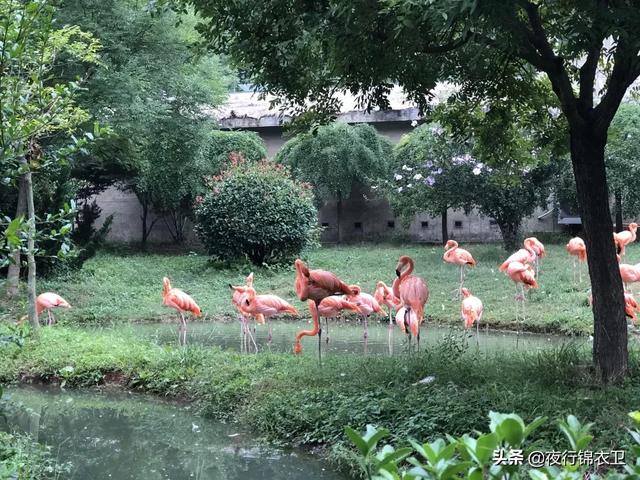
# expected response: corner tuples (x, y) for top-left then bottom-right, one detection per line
(56, 0), (230, 246)
(386, 124), (474, 244)
(205, 130), (268, 173)
(0, 0), (100, 327)
(184, 0), (640, 380)
(607, 103), (640, 231)
(275, 123), (392, 242)
(143, 114), (211, 243)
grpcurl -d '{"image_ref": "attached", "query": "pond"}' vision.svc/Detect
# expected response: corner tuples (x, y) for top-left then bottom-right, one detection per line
(2, 386), (346, 480)
(119, 319), (586, 355)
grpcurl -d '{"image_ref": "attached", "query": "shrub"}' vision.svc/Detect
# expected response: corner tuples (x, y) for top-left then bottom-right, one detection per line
(205, 130), (268, 174)
(194, 158), (318, 265)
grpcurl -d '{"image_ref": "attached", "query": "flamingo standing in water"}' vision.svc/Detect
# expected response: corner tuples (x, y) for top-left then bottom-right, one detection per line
(524, 237), (545, 278)
(229, 273), (264, 352)
(162, 277), (201, 345)
(504, 261), (538, 345)
(314, 296), (361, 344)
(499, 238), (537, 273)
(293, 259), (354, 360)
(394, 307), (418, 336)
(461, 288), (483, 345)
(345, 285), (384, 352)
(36, 292), (71, 326)
(241, 288), (299, 347)
(374, 281), (401, 354)
(619, 262), (640, 293)
(566, 237), (587, 283)
(394, 256), (429, 349)
(443, 240), (476, 297)
(614, 222), (638, 256)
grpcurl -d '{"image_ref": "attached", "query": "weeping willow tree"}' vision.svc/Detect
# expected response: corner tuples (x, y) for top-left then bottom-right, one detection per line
(276, 123), (392, 242)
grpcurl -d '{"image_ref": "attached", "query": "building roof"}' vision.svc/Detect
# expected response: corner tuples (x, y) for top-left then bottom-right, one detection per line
(212, 84), (455, 129)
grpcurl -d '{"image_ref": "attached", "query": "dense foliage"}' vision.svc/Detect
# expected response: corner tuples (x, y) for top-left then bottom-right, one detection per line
(276, 122), (391, 241)
(194, 159), (318, 265)
(348, 410), (640, 479)
(205, 130), (268, 174)
(56, 0), (230, 245)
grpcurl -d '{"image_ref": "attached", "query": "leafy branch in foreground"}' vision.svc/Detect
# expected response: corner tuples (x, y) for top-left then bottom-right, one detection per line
(347, 410), (640, 479)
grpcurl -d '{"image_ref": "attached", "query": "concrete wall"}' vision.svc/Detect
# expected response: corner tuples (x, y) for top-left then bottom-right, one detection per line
(93, 120), (558, 245)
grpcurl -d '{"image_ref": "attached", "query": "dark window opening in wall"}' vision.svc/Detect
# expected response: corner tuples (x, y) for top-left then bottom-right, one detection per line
(489, 219), (498, 226)
(421, 221), (429, 229)
(387, 220), (395, 229)
(454, 221), (463, 229)
(354, 222), (363, 230)
(321, 222), (329, 228)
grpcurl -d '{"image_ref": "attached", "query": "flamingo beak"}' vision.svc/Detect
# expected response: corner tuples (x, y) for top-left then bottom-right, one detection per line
(395, 269), (401, 277)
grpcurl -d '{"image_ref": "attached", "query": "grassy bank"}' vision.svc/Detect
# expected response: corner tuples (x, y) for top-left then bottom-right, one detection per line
(2, 326), (640, 477)
(1, 242), (616, 334)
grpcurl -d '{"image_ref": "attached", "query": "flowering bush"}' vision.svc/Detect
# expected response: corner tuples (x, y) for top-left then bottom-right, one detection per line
(194, 158), (318, 265)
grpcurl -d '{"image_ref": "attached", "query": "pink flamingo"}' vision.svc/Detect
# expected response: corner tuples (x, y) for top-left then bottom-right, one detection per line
(619, 262), (640, 293)
(162, 277), (201, 345)
(504, 261), (538, 345)
(229, 272), (264, 352)
(394, 256), (429, 349)
(499, 238), (537, 273)
(614, 222), (638, 256)
(241, 287), (299, 348)
(346, 285), (384, 352)
(374, 281), (401, 353)
(36, 292), (71, 326)
(293, 259), (354, 360)
(394, 307), (418, 336)
(315, 295), (361, 344)
(443, 240), (476, 297)
(588, 290), (639, 324)
(461, 287), (483, 344)
(566, 237), (587, 283)
(294, 301), (320, 354)
(524, 237), (545, 277)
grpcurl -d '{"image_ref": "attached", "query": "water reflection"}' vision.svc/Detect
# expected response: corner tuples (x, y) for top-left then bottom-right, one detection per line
(3, 386), (345, 480)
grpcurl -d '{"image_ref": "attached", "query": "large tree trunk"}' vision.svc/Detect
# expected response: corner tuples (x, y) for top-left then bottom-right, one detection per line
(570, 125), (626, 382)
(336, 195), (342, 244)
(25, 169), (39, 330)
(441, 208), (448, 245)
(141, 201), (150, 249)
(615, 189), (623, 233)
(497, 221), (520, 252)
(6, 176), (27, 298)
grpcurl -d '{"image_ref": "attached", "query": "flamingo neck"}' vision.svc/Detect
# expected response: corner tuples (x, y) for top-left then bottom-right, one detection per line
(293, 301), (320, 353)
(401, 258), (414, 280)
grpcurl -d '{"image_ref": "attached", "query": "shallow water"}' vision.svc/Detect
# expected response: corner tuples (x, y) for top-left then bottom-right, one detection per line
(3, 386), (346, 480)
(120, 319), (586, 355)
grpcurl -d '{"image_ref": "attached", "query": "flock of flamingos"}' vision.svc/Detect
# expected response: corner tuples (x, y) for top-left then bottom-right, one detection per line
(33, 223), (640, 355)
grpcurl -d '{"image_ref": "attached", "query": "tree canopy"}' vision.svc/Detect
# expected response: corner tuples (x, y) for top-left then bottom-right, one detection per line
(276, 122), (392, 241)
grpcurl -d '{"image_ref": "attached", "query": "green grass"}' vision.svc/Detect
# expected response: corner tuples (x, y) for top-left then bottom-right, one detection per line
(1, 242), (616, 334)
(2, 326), (640, 477)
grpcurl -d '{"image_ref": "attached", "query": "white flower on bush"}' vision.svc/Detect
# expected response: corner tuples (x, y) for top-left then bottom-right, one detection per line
(407, 183), (413, 188)
(481, 103), (491, 113)
(402, 164), (413, 171)
(413, 173), (423, 180)
(394, 173), (403, 181)
(397, 186), (403, 193)
(411, 120), (418, 127)
(548, 106), (561, 119)
(425, 176), (436, 186)
(430, 125), (444, 136)
(473, 166), (483, 175)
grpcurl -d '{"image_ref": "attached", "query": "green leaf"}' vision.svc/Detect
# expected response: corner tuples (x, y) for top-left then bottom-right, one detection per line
(345, 426), (370, 455)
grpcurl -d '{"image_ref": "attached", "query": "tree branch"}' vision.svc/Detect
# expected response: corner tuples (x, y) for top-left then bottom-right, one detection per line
(594, 37), (640, 133)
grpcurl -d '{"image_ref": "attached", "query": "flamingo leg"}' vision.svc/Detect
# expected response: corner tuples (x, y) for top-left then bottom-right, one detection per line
(47, 310), (53, 326)
(267, 319), (273, 350)
(579, 261), (583, 284)
(476, 313), (480, 349)
(363, 316), (369, 354)
(239, 315), (245, 353)
(316, 301), (322, 365)
(388, 308), (394, 356)
(325, 318), (329, 344)
(459, 265), (465, 297)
